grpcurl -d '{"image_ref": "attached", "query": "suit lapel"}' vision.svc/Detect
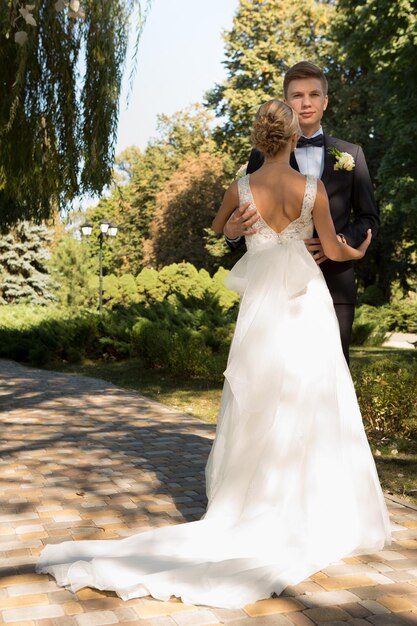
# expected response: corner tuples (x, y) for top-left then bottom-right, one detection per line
(290, 152), (300, 172)
(321, 134), (334, 184)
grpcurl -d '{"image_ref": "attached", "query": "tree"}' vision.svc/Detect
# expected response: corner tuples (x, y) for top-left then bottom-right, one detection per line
(145, 152), (233, 270)
(127, 105), (217, 255)
(0, 0), (149, 227)
(85, 105), (218, 274)
(0, 221), (56, 303)
(48, 232), (97, 309)
(206, 0), (335, 164)
(325, 0), (417, 298)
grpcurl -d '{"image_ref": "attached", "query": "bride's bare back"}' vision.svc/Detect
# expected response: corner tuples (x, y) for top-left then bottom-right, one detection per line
(248, 165), (307, 235)
(212, 162), (371, 262)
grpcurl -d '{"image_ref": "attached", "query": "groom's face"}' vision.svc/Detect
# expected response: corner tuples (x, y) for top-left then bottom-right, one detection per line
(285, 78), (328, 136)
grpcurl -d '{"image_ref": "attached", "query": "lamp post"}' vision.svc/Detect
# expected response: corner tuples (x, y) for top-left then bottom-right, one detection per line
(81, 219), (118, 315)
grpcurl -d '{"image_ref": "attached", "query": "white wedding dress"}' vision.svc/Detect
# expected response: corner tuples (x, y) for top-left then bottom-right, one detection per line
(37, 175), (391, 608)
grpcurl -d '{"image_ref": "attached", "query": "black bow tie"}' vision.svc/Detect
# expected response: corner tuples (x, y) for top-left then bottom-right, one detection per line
(297, 134), (324, 148)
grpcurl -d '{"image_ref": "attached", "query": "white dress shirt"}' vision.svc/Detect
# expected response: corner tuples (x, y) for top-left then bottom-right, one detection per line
(294, 126), (325, 178)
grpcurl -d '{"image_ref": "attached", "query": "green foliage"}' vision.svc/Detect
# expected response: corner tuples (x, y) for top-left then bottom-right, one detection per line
(208, 266), (241, 310)
(48, 233), (97, 309)
(132, 320), (215, 377)
(101, 262), (240, 312)
(146, 152), (235, 269)
(103, 272), (140, 308)
(0, 0), (149, 226)
(84, 105), (218, 274)
(352, 298), (417, 346)
(351, 353), (417, 439)
(0, 220), (56, 304)
(352, 307), (387, 347)
(325, 0), (417, 297)
(135, 267), (169, 301)
(136, 263), (240, 310)
(206, 0), (335, 163)
(1, 273), (415, 442)
(157, 263), (211, 299)
(359, 285), (386, 307)
(81, 192), (124, 276)
(0, 263), (239, 377)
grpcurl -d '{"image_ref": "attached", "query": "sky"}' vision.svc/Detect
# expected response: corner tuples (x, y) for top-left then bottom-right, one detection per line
(115, 0), (239, 154)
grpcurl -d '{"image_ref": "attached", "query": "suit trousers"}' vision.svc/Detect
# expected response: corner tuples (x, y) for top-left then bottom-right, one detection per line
(333, 304), (355, 365)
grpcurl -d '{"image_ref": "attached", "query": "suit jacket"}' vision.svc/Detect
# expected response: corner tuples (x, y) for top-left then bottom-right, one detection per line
(242, 134), (379, 304)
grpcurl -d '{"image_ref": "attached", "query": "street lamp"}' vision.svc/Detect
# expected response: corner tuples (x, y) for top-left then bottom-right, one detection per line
(81, 222), (93, 237)
(81, 219), (118, 315)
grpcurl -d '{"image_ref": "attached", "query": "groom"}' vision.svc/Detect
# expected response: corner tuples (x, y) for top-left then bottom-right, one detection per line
(224, 61), (379, 363)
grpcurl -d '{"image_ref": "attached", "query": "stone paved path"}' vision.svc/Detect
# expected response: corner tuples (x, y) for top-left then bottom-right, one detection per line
(1, 359), (417, 626)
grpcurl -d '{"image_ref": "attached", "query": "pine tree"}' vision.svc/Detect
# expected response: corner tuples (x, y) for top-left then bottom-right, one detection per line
(0, 221), (56, 304)
(206, 0), (334, 163)
(48, 233), (97, 309)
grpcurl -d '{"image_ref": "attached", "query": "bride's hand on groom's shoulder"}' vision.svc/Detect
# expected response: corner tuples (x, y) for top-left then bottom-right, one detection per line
(223, 202), (259, 239)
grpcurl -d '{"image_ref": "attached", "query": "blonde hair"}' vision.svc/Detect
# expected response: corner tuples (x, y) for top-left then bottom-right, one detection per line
(251, 100), (300, 157)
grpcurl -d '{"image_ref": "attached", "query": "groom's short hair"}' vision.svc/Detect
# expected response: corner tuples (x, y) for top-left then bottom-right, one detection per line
(283, 62), (328, 97)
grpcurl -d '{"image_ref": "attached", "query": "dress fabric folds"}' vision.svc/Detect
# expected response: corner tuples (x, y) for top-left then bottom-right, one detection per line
(37, 175), (391, 608)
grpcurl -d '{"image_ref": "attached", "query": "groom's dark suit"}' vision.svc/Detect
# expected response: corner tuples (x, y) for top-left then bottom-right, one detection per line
(239, 133), (379, 360)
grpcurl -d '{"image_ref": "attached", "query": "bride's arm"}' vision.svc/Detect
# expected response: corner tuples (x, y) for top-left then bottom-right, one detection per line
(313, 180), (372, 261)
(212, 182), (240, 233)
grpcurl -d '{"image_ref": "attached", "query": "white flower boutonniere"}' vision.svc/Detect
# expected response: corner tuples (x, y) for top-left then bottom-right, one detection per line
(328, 148), (355, 171)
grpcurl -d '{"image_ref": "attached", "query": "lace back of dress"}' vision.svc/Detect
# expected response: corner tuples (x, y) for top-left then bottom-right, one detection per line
(238, 174), (317, 250)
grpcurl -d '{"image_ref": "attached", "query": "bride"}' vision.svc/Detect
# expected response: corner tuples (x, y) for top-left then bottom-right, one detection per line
(37, 100), (391, 609)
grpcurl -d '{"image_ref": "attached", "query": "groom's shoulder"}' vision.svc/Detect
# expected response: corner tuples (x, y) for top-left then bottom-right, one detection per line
(325, 134), (362, 155)
(246, 148), (264, 174)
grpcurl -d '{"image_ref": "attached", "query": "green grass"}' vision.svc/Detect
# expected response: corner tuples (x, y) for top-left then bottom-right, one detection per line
(54, 358), (223, 423)
(374, 454), (417, 505)
(343, 347), (417, 506)
(53, 347), (417, 506)
(351, 345), (417, 364)
(55, 346), (416, 425)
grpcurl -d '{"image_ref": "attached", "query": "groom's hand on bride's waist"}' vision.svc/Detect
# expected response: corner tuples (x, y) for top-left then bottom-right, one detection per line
(224, 202), (259, 240)
(304, 238), (328, 265)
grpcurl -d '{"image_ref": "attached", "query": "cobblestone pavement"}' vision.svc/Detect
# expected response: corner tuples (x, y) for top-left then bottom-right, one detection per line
(1, 359), (417, 626)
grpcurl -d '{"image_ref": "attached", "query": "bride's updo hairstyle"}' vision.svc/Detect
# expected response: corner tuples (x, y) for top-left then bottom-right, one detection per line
(251, 99), (300, 157)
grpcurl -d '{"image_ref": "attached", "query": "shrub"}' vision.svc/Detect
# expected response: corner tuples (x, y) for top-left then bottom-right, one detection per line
(28, 343), (53, 367)
(208, 267), (239, 310)
(352, 298), (417, 346)
(136, 268), (168, 302)
(132, 320), (219, 378)
(135, 320), (173, 368)
(351, 306), (387, 346)
(168, 332), (215, 378)
(351, 355), (417, 439)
